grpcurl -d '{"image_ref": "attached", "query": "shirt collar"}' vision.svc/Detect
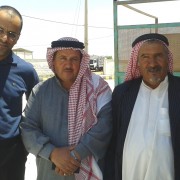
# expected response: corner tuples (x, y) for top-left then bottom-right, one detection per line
(0, 51), (17, 66)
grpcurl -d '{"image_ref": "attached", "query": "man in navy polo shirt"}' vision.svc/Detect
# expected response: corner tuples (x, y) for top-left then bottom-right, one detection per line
(0, 5), (39, 180)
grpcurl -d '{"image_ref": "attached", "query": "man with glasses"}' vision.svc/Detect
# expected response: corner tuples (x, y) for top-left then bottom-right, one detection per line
(0, 5), (39, 180)
(20, 37), (112, 180)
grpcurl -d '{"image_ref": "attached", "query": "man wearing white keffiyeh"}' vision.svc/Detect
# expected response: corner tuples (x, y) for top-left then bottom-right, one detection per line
(20, 37), (112, 180)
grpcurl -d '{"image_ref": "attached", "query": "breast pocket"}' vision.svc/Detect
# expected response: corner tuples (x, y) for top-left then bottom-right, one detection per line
(158, 108), (171, 136)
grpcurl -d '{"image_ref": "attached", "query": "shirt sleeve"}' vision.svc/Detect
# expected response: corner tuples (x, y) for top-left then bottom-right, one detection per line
(20, 84), (55, 161)
(25, 66), (39, 100)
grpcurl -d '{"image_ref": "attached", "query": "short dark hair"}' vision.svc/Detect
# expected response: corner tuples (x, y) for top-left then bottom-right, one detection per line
(0, 5), (23, 32)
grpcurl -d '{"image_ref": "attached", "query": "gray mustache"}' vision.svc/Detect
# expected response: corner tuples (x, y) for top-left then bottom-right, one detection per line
(147, 67), (162, 72)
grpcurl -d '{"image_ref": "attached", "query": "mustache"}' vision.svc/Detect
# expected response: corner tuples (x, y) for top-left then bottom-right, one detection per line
(147, 66), (162, 73)
(64, 68), (73, 71)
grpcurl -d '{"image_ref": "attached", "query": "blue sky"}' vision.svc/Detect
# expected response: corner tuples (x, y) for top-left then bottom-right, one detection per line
(1, 0), (114, 58)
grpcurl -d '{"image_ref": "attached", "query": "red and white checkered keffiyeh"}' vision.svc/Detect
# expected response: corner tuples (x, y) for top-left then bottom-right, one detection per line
(125, 40), (173, 81)
(47, 37), (111, 180)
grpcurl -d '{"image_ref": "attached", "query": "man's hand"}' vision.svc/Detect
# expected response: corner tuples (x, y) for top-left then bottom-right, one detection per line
(50, 146), (81, 176)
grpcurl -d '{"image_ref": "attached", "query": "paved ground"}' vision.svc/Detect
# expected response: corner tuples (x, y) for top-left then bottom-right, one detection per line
(24, 79), (114, 180)
(25, 154), (37, 180)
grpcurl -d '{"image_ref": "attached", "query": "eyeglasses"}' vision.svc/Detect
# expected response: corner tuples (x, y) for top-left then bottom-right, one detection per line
(0, 27), (19, 41)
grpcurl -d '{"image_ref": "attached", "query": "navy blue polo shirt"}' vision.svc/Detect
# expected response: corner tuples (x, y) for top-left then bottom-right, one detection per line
(0, 52), (39, 139)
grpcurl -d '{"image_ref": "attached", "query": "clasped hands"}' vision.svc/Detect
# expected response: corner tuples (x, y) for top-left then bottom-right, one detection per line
(50, 145), (81, 176)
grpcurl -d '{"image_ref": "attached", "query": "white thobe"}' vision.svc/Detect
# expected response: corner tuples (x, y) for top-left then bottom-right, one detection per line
(122, 76), (174, 180)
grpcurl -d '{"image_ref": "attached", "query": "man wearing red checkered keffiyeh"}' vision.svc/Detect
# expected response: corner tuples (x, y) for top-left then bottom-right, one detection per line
(125, 35), (173, 81)
(21, 37), (112, 180)
(104, 33), (180, 180)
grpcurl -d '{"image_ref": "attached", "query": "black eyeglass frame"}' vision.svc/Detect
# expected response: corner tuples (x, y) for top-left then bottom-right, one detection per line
(0, 27), (20, 41)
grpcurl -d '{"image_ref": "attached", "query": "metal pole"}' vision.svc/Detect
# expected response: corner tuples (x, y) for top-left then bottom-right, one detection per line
(123, 4), (159, 32)
(84, 0), (88, 52)
(113, 1), (119, 85)
(116, 0), (177, 5)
